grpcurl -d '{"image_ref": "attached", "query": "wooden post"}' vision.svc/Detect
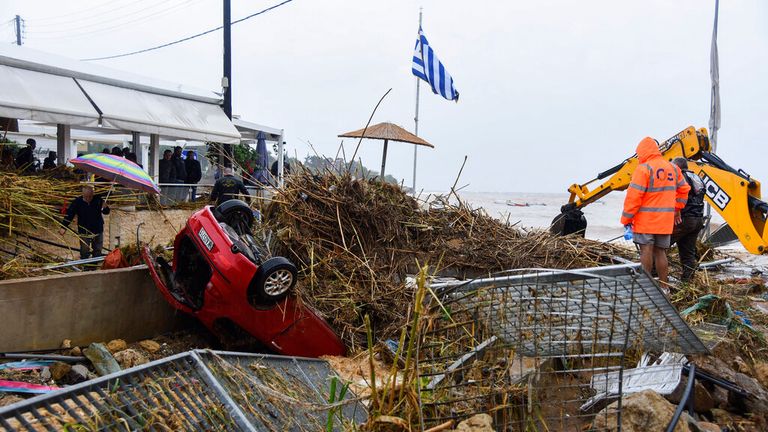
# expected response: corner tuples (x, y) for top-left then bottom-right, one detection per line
(381, 139), (388, 178)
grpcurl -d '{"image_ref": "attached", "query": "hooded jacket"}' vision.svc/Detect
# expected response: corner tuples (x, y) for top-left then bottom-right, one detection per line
(620, 137), (690, 234)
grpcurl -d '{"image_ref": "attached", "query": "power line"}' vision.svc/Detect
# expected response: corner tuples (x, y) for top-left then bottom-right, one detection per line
(81, 0), (294, 61)
(31, 0), (151, 23)
(27, 0), (197, 36)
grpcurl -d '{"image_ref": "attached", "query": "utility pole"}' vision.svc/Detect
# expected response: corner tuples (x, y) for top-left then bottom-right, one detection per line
(14, 15), (22, 46)
(222, 0), (233, 161)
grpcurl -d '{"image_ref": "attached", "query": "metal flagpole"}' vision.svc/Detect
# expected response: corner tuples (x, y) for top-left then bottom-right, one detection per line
(412, 8), (423, 192)
(705, 0), (720, 238)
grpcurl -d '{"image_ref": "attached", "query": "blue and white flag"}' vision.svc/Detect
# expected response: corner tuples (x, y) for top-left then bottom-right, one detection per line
(412, 27), (459, 102)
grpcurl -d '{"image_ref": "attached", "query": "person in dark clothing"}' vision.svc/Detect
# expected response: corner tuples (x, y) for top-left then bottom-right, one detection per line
(122, 147), (130, 157)
(102, 148), (111, 154)
(158, 149), (176, 183)
(210, 167), (250, 206)
(671, 157), (706, 282)
(172, 146), (187, 182)
(15, 138), (36, 173)
(125, 152), (142, 168)
(184, 150), (202, 202)
(59, 185), (111, 259)
(111, 146), (122, 157)
(43, 151), (57, 170)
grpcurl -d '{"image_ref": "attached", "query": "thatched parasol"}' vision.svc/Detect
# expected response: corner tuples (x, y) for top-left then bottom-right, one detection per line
(339, 122), (433, 178)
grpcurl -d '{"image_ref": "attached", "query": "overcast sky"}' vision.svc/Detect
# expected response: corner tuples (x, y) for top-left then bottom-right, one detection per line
(2, 0), (766, 192)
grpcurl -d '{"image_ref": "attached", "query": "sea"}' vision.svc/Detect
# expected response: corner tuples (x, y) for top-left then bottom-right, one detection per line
(429, 191), (728, 243)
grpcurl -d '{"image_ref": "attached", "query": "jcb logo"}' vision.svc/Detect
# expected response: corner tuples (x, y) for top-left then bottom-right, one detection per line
(700, 173), (731, 210)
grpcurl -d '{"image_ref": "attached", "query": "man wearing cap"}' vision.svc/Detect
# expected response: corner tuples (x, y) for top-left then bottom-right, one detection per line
(670, 157), (706, 282)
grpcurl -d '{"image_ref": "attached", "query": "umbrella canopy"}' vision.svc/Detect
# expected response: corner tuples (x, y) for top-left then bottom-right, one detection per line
(338, 122), (433, 178)
(70, 153), (160, 194)
(254, 131), (271, 184)
(338, 122), (433, 147)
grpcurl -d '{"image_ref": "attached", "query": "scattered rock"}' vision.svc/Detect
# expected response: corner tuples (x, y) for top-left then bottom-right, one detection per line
(592, 390), (690, 432)
(68, 364), (90, 383)
(106, 339), (128, 353)
(83, 343), (121, 376)
(114, 349), (149, 369)
(666, 376), (715, 413)
(40, 367), (51, 382)
(138, 340), (161, 354)
(711, 386), (729, 409)
(690, 354), (768, 414)
(49, 362), (72, 381)
(695, 421), (721, 432)
(755, 362), (768, 389)
(454, 413), (493, 432)
(732, 356), (751, 375)
(60, 339), (72, 349)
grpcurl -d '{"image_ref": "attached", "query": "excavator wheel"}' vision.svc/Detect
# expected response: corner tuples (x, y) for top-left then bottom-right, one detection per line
(550, 208), (587, 237)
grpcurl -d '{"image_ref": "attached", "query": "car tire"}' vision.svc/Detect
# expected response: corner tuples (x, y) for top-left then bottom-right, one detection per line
(249, 257), (297, 305)
(214, 199), (254, 234)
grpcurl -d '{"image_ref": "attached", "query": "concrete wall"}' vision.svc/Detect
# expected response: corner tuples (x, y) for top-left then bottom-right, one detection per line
(28, 208), (197, 259)
(0, 266), (184, 352)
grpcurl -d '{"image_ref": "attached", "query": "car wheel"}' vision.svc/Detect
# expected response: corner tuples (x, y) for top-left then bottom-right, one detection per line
(249, 257), (297, 305)
(214, 199), (254, 235)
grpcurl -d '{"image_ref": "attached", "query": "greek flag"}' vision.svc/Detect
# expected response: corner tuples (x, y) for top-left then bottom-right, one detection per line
(412, 27), (459, 101)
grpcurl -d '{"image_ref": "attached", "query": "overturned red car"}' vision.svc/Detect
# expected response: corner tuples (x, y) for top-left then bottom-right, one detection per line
(142, 200), (345, 358)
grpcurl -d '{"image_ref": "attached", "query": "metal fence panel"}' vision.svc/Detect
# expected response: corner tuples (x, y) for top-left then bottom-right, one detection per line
(419, 264), (707, 431)
(0, 350), (367, 432)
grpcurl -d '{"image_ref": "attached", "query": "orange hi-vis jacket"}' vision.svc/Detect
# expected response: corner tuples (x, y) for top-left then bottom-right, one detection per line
(620, 137), (691, 235)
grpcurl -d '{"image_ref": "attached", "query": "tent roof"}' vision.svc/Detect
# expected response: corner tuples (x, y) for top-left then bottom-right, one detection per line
(0, 44), (219, 104)
(338, 122), (433, 148)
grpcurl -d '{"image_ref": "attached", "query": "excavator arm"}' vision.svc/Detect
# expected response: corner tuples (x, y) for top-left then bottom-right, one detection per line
(552, 126), (768, 254)
(562, 126), (710, 211)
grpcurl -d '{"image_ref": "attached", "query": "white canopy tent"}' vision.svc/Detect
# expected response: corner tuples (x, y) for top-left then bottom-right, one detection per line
(0, 65), (99, 127)
(0, 45), (245, 180)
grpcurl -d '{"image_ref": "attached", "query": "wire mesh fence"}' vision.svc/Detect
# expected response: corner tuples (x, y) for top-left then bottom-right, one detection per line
(0, 350), (366, 432)
(418, 263), (708, 431)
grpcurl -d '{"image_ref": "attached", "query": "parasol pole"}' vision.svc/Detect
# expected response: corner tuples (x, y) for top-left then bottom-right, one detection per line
(381, 139), (389, 178)
(101, 180), (116, 208)
(412, 7), (422, 192)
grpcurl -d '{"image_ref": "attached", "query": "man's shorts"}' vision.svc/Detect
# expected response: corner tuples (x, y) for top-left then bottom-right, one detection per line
(634, 233), (671, 248)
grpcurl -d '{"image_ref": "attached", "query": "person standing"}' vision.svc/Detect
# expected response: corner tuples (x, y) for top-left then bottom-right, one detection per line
(43, 151), (57, 170)
(172, 146), (187, 183)
(620, 137), (690, 287)
(15, 138), (36, 173)
(670, 158), (706, 282)
(158, 149), (176, 184)
(210, 167), (250, 206)
(59, 185), (111, 259)
(184, 150), (202, 202)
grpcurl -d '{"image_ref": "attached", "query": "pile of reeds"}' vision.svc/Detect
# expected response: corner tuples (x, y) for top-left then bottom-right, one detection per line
(264, 172), (629, 349)
(0, 171), (144, 279)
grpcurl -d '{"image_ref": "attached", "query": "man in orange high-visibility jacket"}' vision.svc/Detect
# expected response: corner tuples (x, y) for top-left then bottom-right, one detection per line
(621, 137), (690, 287)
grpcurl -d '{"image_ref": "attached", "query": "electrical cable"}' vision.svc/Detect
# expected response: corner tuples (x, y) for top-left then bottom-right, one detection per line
(81, 0), (294, 61)
(29, 0), (153, 24)
(27, 0), (197, 37)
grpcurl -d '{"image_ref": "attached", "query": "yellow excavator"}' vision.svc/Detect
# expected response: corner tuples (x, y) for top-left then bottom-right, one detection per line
(551, 126), (768, 254)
